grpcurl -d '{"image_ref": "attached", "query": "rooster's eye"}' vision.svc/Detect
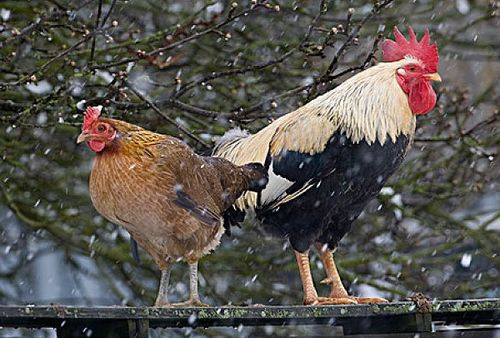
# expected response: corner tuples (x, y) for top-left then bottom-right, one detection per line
(97, 124), (106, 132)
(407, 66), (417, 72)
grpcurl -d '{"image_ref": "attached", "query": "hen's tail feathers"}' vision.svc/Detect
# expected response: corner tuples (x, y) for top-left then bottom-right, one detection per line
(223, 207), (245, 236)
(241, 162), (268, 192)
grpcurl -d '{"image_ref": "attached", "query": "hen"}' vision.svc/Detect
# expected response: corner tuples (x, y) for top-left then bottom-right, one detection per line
(214, 27), (441, 305)
(77, 106), (268, 307)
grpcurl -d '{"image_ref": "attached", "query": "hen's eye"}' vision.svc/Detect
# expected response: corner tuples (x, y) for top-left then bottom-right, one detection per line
(97, 124), (106, 132)
(408, 66), (417, 72)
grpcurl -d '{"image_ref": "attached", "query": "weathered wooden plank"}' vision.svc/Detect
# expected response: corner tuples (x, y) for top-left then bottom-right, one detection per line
(0, 298), (498, 336)
(128, 319), (149, 338)
(1, 299), (498, 321)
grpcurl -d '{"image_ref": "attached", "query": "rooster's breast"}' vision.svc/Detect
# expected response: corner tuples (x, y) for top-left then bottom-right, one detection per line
(256, 131), (410, 252)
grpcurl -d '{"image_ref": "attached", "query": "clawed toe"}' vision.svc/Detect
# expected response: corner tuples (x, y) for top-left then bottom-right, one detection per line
(304, 296), (388, 305)
(170, 299), (209, 308)
(306, 297), (358, 305)
(352, 297), (388, 304)
(154, 300), (172, 307)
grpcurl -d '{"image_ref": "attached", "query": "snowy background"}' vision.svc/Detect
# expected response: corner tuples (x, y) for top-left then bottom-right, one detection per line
(0, 0), (498, 337)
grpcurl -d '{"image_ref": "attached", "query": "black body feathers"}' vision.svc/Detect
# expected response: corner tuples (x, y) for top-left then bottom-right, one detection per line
(225, 132), (409, 250)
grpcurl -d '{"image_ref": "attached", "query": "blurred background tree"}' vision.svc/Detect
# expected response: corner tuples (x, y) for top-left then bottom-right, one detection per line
(0, 0), (498, 335)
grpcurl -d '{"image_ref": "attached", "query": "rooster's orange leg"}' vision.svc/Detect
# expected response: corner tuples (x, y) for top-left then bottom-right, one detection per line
(315, 243), (388, 304)
(154, 264), (172, 307)
(295, 250), (356, 305)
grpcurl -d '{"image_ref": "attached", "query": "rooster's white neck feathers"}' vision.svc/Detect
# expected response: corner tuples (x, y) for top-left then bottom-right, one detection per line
(269, 58), (417, 156)
(215, 58), (419, 162)
(314, 58), (417, 145)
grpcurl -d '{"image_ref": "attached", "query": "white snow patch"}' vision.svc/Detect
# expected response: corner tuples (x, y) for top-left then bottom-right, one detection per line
(76, 100), (87, 110)
(460, 253), (472, 268)
(391, 194), (403, 207)
(207, 2), (224, 15)
(95, 70), (114, 84)
(25, 80), (53, 95)
(37, 113), (48, 124)
(380, 187), (394, 196)
(455, 0), (470, 14)
(1, 8), (11, 21)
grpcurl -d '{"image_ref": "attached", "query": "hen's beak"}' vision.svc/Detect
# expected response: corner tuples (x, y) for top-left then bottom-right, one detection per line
(77, 132), (89, 144)
(426, 73), (442, 82)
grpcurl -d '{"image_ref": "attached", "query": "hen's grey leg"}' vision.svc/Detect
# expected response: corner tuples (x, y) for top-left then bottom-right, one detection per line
(171, 261), (209, 307)
(154, 264), (172, 307)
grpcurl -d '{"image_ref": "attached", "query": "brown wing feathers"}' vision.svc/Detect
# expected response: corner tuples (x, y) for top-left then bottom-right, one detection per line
(173, 189), (220, 226)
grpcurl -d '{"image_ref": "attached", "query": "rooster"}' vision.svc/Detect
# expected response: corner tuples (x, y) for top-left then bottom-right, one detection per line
(213, 27), (441, 305)
(77, 106), (268, 307)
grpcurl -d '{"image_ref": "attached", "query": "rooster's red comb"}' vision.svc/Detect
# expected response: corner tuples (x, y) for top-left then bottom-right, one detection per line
(83, 106), (101, 130)
(381, 26), (438, 73)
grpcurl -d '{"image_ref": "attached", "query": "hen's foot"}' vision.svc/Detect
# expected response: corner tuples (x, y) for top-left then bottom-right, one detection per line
(170, 299), (209, 308)
(304, 296), (357, 306)
(154, 300), (172, 307)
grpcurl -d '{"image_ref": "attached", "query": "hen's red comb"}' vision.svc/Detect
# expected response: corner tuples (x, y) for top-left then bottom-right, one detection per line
(83, 106), (101, 130)
(382, 26), (438, 73)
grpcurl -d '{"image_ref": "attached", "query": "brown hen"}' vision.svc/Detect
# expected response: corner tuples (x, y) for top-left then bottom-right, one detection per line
(77, 106), (267, 307)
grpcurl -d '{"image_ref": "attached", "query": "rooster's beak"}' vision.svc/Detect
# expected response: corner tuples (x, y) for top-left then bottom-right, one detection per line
(426, 73), (442, 82)
(77, 132), (89, 144)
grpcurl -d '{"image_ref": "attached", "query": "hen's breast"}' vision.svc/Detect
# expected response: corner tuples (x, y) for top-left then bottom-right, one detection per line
(90, 153), (160, 230)
(89, 152), (223, 262)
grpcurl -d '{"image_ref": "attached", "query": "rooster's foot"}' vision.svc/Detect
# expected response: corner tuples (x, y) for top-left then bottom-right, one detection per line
(304, 296), (357, 306)
(321, 279), (389, 304)
(350, 297), (388, 304)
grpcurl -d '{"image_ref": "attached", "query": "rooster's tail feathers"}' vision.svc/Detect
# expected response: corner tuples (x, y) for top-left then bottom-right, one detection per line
(213, 128), (250, 154)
